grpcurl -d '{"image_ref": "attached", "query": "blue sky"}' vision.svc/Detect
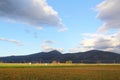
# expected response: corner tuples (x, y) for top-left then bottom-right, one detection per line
(0, 0), (120, 56)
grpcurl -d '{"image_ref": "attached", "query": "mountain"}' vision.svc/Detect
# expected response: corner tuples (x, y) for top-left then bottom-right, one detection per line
(0, 50), (120, 63)
(0, 50), (62, 63)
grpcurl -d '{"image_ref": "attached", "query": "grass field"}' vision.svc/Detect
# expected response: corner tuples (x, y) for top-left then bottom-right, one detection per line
(0, 63), (120, 80)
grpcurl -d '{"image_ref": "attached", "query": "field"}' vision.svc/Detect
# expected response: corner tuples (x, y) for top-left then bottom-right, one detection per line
(0, 63), (120, 80)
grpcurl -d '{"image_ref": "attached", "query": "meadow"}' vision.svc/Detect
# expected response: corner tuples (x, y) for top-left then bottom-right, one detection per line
(0, 63), (120, 80)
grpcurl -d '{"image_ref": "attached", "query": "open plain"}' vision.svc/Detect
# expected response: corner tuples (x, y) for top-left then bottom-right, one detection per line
(0, 63), (120, 80)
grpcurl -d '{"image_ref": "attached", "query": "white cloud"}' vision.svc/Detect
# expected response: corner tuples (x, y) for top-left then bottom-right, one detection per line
(58, 27), (68, 32)
(41, 45), (64, 52)
(0, 0), (65, 29)
(43, 40), (56, 44)
(0, 37), (23, 45)
(69, 32), (120, 53)
(97, 0), (120, 32)
(69, 47), (82, 53)
(41, 45), (54, 52)
(41, 40), (64, 52)
(78, 32), (120, 53)
(69, 0), (120, 53)
(56, 48), (64, 52)
(69, 46), (93, 53)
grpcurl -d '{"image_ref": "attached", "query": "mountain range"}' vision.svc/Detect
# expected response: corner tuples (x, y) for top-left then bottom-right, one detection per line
(0, 50), (120, 63)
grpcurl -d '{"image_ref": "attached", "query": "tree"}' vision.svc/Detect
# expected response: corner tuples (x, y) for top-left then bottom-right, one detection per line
(66, 60), (72, 64)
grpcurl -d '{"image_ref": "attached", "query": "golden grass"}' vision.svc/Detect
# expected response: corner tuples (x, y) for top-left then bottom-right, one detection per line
(0, 64), (120, 80)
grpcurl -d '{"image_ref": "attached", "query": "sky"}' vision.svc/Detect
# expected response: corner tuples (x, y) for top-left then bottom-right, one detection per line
(0, 0), (120, 56)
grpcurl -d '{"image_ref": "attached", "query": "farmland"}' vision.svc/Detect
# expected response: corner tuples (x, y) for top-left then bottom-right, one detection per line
(0, 63), (120, 80)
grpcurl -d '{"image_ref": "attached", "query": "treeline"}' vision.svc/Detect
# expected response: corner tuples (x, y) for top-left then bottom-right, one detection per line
(0, 50), (120, 63)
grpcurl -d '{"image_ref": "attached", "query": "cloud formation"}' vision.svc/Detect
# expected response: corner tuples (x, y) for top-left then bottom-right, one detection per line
(58, 27), (68, 32)
(41, 40), (64, 52)
(41, 45), (64, 52)
(0, 0), (64, 29)
(69, 32), (120, 53)
(97, 0), (120, 32)
(0, 38), (23, 45)
(43, 40), (56, 44)
(69, 0), (120, 53)
(41, 45), (53, 52)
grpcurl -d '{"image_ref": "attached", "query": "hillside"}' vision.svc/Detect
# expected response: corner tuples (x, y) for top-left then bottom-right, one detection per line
(0, 50), (120, 63)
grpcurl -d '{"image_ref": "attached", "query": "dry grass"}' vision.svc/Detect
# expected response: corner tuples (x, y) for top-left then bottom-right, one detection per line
(0, 64), (120, 80)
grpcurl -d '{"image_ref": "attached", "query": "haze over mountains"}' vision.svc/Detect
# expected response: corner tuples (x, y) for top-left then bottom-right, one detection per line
(0, 50), (120, 63)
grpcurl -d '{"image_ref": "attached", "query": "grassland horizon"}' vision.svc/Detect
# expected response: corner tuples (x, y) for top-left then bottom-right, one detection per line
(0, 63), (120, 80)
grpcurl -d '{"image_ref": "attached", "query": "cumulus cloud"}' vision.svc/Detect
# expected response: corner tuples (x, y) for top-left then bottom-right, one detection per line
(0, 38), (23, 45)
(97, 0), (120, 32)
(41, 45), (64, 52)
(0, 0), (65, 30)
(41, 40), (64, 52)
(69, 0), (120, 53)
(74, 32), (120, 53)
(69, 32), (120, 53)
(41, 45), (54, 52)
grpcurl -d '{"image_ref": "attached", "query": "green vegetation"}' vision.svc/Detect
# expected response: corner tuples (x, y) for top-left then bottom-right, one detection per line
(0, 63), (120, 68)
(0, 63), (120, 80)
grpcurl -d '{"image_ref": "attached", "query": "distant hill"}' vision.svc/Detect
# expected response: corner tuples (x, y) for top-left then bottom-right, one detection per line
(0, 50), (120, 63)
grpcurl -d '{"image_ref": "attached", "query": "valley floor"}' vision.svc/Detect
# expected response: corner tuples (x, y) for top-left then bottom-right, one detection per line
(0, 63), (120, 80)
